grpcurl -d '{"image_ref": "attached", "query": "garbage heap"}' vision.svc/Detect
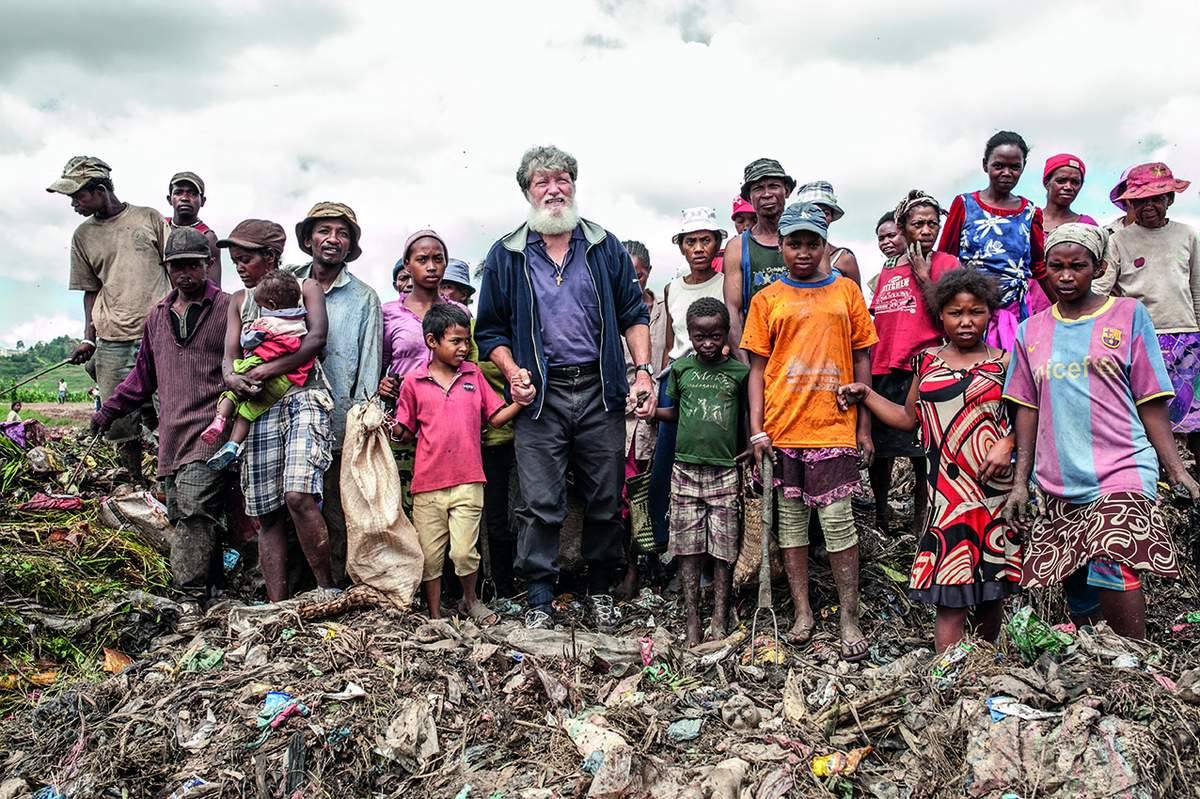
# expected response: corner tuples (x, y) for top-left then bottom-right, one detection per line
(3, 421), (1200, 798)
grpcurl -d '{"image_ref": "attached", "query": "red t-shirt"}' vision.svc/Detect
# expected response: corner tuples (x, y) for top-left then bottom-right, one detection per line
(395, 361), (506, 494)
(869, 252), (960, 375)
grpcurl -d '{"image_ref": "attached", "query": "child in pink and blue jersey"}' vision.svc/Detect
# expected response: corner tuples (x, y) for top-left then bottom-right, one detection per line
(1003, 223), (1199, 639)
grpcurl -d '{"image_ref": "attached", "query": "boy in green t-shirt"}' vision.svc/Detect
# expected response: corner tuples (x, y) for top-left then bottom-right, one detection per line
(655, 297), (750, 646)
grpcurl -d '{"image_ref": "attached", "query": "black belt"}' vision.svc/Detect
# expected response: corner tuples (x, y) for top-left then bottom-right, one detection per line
(547, 361), (600, 378)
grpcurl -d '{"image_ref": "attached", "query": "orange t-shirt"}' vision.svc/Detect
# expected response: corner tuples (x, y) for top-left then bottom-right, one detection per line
(740, 274), (878, 448)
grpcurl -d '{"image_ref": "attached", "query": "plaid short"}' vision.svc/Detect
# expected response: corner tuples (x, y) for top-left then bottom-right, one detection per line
(241, 388), (334, 518)
(668, 462), (740, 563)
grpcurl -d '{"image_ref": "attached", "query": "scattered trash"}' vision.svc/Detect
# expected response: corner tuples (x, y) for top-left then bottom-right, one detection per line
(1008, 607), (1074, 662)
(16, 492), (84, 512)
(986, 696), (1063, 722)
(97, 487), (173, 553)
(3, 437), (1200, 798)
(164, 777), (209, 799)
(666, 717), (703, 741)
(101, 647), (133, 673)
(811, 746), (873, 777)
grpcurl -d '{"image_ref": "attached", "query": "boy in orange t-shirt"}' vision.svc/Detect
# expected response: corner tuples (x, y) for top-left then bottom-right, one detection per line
(741, 201), (877, 662)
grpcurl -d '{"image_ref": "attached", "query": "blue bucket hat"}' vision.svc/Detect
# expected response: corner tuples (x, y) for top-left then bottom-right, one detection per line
(442, 258), (475, 296)
(778, 202), (829, 240)
(392, 259), (407, 281)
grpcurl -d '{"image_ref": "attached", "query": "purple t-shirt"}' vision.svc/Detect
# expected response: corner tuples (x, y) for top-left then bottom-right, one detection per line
(1003, 297), (1173, 503)
(527, 227), (600, 366)
(382, 294), (469, 378)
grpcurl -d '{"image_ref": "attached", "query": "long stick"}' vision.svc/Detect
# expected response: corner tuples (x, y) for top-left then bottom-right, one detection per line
(4, 359), (73, 394)
(64, 433), (104, 493)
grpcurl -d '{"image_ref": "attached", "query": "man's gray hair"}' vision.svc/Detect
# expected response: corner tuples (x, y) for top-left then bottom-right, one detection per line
(516, 145), (579, 192)
(622, 240), (650, 267)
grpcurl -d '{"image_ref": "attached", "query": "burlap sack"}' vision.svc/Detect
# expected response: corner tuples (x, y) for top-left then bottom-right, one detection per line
(733, 491), (784, 590)
(340, 400), (423, 610)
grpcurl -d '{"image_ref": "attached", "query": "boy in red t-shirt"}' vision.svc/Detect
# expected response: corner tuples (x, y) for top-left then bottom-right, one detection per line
(393, 304), (531, 623)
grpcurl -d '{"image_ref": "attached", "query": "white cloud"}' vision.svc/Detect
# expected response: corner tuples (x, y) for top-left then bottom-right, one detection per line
(3, 0), (1200, 330)
(0, 313), (79, 348)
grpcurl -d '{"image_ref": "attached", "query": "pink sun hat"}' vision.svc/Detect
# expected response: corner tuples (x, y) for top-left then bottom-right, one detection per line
(1116, 162), (1191, 203)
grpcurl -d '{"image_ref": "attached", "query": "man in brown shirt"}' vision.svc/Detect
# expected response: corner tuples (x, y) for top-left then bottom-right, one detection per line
(92, 228), (231, 596)
(48, 156), (170, 479)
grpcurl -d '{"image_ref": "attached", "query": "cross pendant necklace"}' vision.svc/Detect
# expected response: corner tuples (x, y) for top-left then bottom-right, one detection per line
(552, 258), (567, 286)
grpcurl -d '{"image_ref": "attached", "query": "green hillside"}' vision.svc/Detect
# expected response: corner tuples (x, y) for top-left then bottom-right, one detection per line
(0, 336), (95, 402)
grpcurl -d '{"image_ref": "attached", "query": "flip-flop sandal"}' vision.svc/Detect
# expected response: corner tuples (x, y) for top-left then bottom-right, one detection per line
(788, 624), (816, 646)
(841, 637), (870, 663)
(460, 601), (499, 626)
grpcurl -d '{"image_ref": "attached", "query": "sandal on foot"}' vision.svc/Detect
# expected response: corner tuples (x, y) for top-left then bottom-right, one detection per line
(788, 624), (815, 646)
(461, 600), (498, 626)
(841, 637), (870, 663)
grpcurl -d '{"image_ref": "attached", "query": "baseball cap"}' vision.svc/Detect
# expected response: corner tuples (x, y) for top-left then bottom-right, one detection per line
(46, 156), (112, 195)
(163, 227), (211, 263)
(778, 202), (829, 240)
(218, 219), (287, 255)
(168, 171), (206, 195)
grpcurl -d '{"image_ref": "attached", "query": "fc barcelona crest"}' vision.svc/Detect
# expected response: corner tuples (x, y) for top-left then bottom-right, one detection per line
(1101, 327), (1122, 349)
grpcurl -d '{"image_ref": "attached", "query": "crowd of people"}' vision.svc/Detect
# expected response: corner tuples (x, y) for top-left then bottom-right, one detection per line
(46, 131), (1200, 656)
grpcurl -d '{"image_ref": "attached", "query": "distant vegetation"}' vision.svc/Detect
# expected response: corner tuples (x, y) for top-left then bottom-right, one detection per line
(0, 336), (94, 403)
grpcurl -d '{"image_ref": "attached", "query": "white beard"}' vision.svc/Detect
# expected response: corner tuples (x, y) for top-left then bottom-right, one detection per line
(527, 198), (580, 235)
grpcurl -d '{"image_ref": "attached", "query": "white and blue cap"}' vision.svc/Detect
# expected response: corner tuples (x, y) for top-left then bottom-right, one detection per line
(777, 202), (829, 240)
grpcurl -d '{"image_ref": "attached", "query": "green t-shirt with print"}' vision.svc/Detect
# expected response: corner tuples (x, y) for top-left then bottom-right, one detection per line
(667, 355), (749, 467)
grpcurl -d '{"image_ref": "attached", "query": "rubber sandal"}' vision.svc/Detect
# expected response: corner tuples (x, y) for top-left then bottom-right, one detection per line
(841, 637), (870, 663)
(788, 624), (815, 646)
(461, 601), (498, 626)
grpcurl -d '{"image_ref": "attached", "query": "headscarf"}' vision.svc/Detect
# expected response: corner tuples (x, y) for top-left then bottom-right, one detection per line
(1042, 153), (1086, 185)
(1045, 222), (1109, 265)
(893, 189), (942, 226)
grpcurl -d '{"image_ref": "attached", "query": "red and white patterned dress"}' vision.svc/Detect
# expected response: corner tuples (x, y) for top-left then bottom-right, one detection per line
(908, 349), (1021, 607)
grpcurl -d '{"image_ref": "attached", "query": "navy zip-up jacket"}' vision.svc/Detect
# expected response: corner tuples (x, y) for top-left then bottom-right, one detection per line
(475, 218), (649, 418)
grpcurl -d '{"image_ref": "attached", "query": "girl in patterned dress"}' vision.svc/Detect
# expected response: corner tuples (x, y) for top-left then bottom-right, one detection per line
(938, 130), (1052, 351)
(840, 269), (1020, 652)
(1003, 224), (1199, 639)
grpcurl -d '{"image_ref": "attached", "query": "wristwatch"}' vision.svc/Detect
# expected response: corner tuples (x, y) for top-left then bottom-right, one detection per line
(634, 363), (654, 377)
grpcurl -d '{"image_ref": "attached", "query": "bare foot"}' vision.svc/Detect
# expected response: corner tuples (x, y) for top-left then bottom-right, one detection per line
(613, 564), (638, 601)
(710, 610), (728, 641)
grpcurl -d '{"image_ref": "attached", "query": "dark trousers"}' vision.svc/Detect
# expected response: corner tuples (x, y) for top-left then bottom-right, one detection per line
(648, 376), (676, 548)
(162, 461), (227, 595)
(514, 372), (626, 608)
(482, 441), (517, 595)
(323, 451), (348, 586)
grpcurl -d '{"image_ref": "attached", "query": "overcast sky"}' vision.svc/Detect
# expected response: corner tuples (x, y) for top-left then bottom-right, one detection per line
(2, 0), (1199, 346)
